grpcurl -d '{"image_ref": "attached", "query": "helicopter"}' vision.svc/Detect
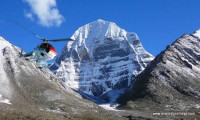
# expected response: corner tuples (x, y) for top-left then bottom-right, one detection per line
(13, 21), (74, 67)
(20, 37), (74, 67)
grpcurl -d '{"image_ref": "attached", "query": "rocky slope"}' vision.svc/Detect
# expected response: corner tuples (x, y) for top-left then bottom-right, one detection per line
(117, 30), (200, 119)
(0, 36), (123, 120)
(51, 19), (154, 101)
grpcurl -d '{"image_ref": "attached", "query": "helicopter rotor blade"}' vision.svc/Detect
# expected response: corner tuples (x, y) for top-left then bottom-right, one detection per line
(11, 20), (73, 43)
(11, 20), (44, 41)
(48, 38), (74, 42)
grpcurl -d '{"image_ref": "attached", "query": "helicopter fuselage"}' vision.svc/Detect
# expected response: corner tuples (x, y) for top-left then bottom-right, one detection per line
(23, 43), (57, 62)
(35, 43), (57, 60)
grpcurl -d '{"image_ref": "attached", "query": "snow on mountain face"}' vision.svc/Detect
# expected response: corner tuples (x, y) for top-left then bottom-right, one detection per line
(52, 19), (154, 98)
(118, 30), (200, 110)
(193, 29), (200, 38)
(0, 37), (17, 102)
(0, 37), (12, 103)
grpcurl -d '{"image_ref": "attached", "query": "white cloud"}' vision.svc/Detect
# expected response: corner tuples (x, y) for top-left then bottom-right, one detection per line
(23, 0), (65, 27)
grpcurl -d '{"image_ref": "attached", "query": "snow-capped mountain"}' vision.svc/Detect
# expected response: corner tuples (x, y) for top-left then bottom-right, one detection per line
(51, 19), (154, 99)
(118, 30), (200, 112)
(0, 37), (120, 119)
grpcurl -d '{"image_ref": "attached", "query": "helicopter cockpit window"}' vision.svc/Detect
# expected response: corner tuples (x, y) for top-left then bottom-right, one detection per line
(39, 43), (52, 52)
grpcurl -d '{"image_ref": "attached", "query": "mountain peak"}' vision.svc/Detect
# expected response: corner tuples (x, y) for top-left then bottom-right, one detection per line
(94, 19), (117, 27)
(71, 19), (126, 40)
(96, 19), (105, 22)
(96, 19), (107, 24)
(52, 20), (154, 100)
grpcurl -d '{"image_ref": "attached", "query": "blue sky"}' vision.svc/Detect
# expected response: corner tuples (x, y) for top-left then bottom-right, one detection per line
(0, 0), (200, 60)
